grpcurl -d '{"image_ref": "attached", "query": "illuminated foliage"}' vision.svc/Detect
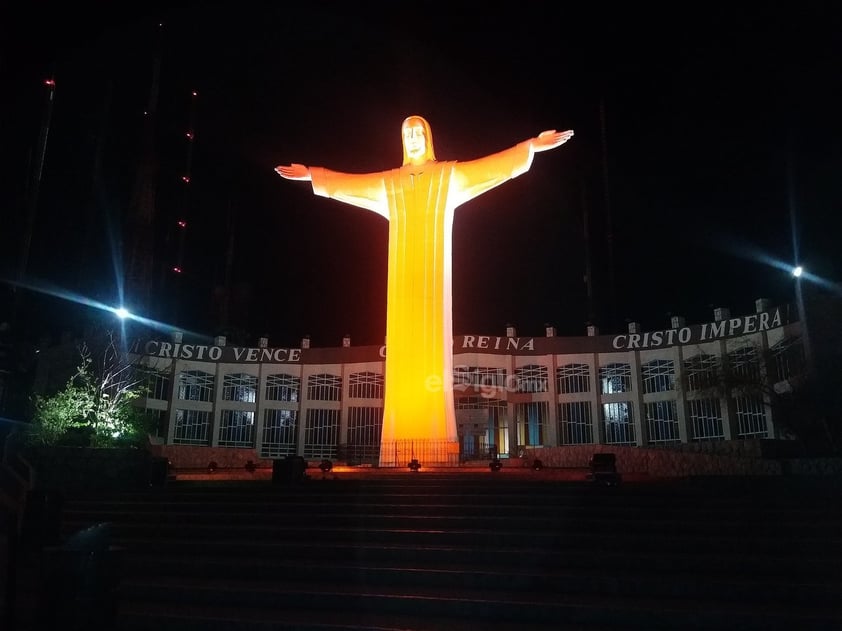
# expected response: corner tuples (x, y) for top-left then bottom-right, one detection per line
(30, 332), (153, 447)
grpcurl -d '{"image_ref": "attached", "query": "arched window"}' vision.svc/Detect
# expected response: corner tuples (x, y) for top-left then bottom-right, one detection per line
(177, 370), (214, 402)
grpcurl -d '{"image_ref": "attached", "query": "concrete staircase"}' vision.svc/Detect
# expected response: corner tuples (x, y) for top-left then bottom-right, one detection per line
(7, 472), (842, 630)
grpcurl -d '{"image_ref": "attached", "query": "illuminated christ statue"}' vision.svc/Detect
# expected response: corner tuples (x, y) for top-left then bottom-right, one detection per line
(276, 116), (573, 465)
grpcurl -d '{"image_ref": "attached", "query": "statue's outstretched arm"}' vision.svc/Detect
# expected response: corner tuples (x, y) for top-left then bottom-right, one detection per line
(531, 129), (574, 153)
(451, 129), (574, 206)
(276, 162), (389, 219)
(275, 163), (312, 182)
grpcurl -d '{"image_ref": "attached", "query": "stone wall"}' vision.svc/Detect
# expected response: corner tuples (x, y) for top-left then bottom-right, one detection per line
(786, 458), (842, 475)
(523, 444), (783, 477)
(525, 443), (842, 477)
(23, 443), (842, 485)
(147, 443), (273, 470)
(151, 439), (842, 477)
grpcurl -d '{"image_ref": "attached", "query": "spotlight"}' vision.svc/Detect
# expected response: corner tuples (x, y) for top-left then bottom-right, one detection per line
(587, 453), (621, 486)
(532, 458), (544, 471)
(489, 459), (503, 472)
(319, 459), (333, 473)
(408, 458), (421, 472)
(244, 460), (257, 473)
(207, 461), (218, 473)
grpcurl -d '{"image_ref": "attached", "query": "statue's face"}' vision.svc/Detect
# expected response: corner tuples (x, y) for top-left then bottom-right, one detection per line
(402, 120), (427, 162)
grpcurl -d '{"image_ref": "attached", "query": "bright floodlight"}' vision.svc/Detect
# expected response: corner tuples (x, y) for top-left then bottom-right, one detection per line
(792, 265), (803, 278)
(115, 307), (131, 319)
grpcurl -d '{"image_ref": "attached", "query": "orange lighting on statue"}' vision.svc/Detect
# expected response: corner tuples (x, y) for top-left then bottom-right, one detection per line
(276, 116), (573, 465)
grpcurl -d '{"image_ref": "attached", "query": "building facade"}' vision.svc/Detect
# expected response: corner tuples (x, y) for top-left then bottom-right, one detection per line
(133, 299), (805, 465)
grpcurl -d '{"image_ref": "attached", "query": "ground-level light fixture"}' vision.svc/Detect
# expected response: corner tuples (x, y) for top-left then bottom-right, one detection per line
(408, 458), (421, 472)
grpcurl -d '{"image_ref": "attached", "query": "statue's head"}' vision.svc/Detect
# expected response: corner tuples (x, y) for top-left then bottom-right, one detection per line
(401, 115), (436, 165)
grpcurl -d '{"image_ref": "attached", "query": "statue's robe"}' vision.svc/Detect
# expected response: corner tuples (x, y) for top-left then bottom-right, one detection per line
(310, 141), (534, 464)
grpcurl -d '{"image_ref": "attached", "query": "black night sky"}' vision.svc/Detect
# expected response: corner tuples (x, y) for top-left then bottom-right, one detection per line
(2, 2), (841, 349)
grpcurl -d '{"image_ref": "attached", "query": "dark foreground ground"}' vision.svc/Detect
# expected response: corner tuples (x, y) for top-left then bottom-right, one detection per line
(3, 468), (842, 630)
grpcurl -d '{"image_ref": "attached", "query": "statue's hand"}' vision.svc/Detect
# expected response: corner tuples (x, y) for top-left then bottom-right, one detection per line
(274, 163), (312, 181)
(532, 129), (574, 152)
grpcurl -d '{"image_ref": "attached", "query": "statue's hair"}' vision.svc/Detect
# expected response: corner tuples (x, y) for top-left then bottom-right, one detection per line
(401, 115), (436, 165)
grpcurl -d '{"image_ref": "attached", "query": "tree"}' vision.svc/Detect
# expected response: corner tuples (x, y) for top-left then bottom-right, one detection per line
(771, 354), (841, 455)
(29, 331), (154, 447)
(29, 378), (92, 446)
(679, 335), (839, 455)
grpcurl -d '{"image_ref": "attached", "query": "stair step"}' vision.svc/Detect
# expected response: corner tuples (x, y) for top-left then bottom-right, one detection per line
(121, 554), (842, 605)
(117, 576), (842, 630)
(6, 475), (841, 631)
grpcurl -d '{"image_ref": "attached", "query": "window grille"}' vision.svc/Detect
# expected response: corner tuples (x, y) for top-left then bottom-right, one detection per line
(306, 373), (342, 401)
(303, 408), (339, 458)
(177, 370), (214, 402)
(453, 366), (471, 388)
(515, 364), (548, 393)
(558, 401), (593, 444)
(602, 402), (635, 444)
(515, 401), (547, 446)
(771, 338), (805, 383)
(478, 367), (508, 388)
(645, 400), (680, 443)
(349, 372), (384, 399)
(147, 409), (168, 439)
(222, 373), (257, 402)
(453, 366), (509, 389)
(688, 398), (724, 441)
(173, 409), (211, 445)
(265, 373), (300, 402)
(641, 359), (675, 394)
(599, 363), (632, 394)
(457, 397), (510, 454)
(729, 346), (760, 381)
(218, 410), (255, 447)
(486, 399), (508, 455)
(347, 406), (383, 446)
(683, 354), (719, 391)
(735, 396), (767, 438)
(137, 368), (170, 400)
(556, 363), (590, 394)
(456, 396), (485, 409)
(260, 409), (298, 457)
